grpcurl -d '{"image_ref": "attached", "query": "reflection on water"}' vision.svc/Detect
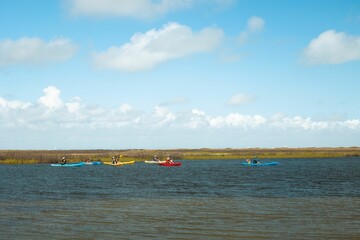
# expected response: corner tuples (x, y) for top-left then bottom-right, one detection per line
(0, 158), (359, 239)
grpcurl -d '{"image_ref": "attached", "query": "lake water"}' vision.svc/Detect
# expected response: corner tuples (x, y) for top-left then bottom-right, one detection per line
(1, 158), (359, 239)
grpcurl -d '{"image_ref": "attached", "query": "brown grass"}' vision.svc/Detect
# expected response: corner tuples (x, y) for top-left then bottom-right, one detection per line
(0, 147), (359, 164)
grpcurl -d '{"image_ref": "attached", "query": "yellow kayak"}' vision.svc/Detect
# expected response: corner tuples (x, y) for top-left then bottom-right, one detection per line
(103, 160), (135, 166)
(103, 161), (123, 166)
(120, 160), (135, 165)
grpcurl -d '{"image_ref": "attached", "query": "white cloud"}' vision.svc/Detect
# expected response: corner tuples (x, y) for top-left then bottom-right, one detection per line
(37, 86), (64, 110)
(270, 115), (333, 130)
(119, 103), (132, 113)
(66, 0), (235, 19)
(239, 16), (265, 44)
(185, 109), (209, 129)
(93, 22), (224, 72)
(303, 30), (360, 65)
(0, 37), (77, 66)
(228, 93), (256, 106)
(67, 0), (194, 19)
(192, 109), (205, 116)
(247, 16), (265, 32)
(66, 97), (82, 113)
(152, 106), (176, 127)
(342, 119), (360, 130)
(209, 113), (266, 129)
(0, 97), (32, 110)
(1, 86), (359, 144)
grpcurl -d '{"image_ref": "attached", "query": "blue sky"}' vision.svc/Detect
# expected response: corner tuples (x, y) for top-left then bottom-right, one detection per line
(0, 0), (359, 149)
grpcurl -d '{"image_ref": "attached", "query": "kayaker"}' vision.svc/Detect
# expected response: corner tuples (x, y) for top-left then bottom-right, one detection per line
(252, 158), (260, 164)
(153, 155), (160, 162)
(61, 157), (67, 165)
(252, 156), (260, 164)
(166, 156), (174, 164)
(112, 156), (117, 164)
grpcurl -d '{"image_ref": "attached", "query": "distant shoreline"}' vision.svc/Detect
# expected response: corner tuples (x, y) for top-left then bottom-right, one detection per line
(0, 147), (359, 164)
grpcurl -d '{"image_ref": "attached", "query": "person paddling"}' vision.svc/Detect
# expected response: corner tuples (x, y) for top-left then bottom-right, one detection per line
(252, 156), (260, 164)
(61, 157), (67, 165)
(153, 155), (160, 162)
(166, 156), (174, 164)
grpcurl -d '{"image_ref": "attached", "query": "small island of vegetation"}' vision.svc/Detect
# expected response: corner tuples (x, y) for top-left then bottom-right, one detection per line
(0, 147), (359, 164)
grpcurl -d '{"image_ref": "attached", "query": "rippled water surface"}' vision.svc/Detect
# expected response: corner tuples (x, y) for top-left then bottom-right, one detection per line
(1, 158), (359, 239)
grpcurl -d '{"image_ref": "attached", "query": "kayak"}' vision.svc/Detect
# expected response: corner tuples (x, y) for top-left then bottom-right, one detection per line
(84, 161), (102, 165)
(241, 162), (278, 166)
(51, 162), (85, 167)
(145, 160), (166, 164)
(120, 160), (135, 165)
(103, 162), (123, 166)
(103, 160), (135, 166)
(159, 162), (182, 167)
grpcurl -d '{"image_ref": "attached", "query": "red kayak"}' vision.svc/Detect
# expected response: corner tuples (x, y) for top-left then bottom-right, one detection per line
(159, 162), (182, 167)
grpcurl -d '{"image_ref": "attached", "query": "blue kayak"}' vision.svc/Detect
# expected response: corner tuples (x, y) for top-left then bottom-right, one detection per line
(51, 162), (85, 167)
(241, 161), (278, 166)
(84, 161), (102, 165)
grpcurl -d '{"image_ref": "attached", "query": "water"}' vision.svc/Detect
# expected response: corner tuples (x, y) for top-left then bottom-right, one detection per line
(1, 158), (359, 239)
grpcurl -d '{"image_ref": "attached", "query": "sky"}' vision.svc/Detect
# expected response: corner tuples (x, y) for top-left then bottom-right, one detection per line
(0, 0), (360, 150)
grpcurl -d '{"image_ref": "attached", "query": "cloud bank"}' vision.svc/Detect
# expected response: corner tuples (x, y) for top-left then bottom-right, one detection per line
(1, 86), (359, 132)
(93, 22), (224, 72)
(303, 30), (360, 65)
(0, 37), (77, 66)
(1, 86), (359, 149)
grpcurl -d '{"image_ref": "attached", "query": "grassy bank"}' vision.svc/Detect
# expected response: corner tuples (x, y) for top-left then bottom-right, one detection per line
(0, 147), (359, 164)
(1, 159), (38, 164)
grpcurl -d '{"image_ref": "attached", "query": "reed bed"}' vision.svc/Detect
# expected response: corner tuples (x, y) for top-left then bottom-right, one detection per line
(1, 159), (38, 164)
(0, 147), (359, 164)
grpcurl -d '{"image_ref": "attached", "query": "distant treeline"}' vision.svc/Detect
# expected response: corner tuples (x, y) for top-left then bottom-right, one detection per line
(0, 147), (359, 164)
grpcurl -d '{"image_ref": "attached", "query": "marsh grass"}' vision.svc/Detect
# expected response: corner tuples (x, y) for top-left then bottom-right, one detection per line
(0, 147), (359, 164)
(1, 159), (38, 164)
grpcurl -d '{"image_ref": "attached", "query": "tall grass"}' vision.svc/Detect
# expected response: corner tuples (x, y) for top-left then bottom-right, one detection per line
(0, 147), (359, 164)
(1, 159), (38, 164)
